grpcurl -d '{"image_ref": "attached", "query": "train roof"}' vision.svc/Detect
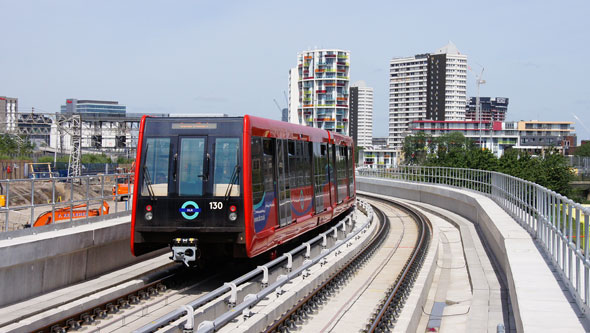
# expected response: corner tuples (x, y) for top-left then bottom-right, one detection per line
(141, 115), (353, 146)
(246, 115), (352, 144)
(332, 132), (354, 146)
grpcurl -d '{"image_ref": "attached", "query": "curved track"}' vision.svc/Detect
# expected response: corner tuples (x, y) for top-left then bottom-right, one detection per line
(267, 195), (432, 333)
(11, 198), (431, 333)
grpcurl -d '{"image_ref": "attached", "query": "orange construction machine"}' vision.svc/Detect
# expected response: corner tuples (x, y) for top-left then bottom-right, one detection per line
(112, 177), (131, 201)
(33, 201), (110, 227)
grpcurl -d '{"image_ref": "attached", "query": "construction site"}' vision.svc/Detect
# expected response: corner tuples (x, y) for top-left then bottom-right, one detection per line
(0, 109), (139, 231)
(0, 173), (133, 231)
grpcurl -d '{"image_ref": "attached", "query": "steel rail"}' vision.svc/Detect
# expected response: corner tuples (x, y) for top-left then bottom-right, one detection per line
(136, 202), (367, 333)
(359, 194), (432, 332)
(264, 201), (389, 332)
(25, 266), (182, 333)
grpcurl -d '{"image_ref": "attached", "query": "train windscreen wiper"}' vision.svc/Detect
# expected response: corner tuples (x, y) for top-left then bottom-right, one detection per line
(198, 153), (210, 182)
(224, 164), (240, 202)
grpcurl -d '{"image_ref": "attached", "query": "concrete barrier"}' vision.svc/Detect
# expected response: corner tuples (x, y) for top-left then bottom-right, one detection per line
(0, 214), (163, 307)
(357, 176), (588, 332)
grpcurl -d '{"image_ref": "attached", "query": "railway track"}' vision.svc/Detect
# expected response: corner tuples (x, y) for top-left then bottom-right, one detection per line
(7, 208), (357, 332)
(10, 256), (262, 333)
(266, 195), (432, 333)
(9, 197), (431, 333)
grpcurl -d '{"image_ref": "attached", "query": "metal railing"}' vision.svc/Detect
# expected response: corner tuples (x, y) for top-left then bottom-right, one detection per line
(135, 200), (372, 332)
(358, 166), (590, 316)
(0, 173), (134, 233)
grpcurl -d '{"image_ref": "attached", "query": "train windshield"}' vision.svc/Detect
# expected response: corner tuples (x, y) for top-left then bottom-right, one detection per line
(141, 135), (240, 198)
(142, 138), (170, 196)
(178, 137), (206, 196)
(213, 138), (240, 197)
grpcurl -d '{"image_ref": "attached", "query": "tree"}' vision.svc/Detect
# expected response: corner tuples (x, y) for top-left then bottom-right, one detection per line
(355, 146), (364, 166)
(464, 148), (498, 171)
(538, 149), (574, 195)
(575, 142), (590, 157)
(428, 132), (476, 168)
(81, 154), (112, 164)
(402, 133), (576, 198)
(402, 132), (433, 165)
(0, 134), (34, 158)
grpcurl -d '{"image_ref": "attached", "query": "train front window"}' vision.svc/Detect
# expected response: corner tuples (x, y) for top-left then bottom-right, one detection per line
(179, 137), (206, 196)
(213, 137), (240, 197)
(142, 138), (170, 196)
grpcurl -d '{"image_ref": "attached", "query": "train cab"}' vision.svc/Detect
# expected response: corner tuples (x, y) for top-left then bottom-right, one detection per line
(132, 116), (245, 264)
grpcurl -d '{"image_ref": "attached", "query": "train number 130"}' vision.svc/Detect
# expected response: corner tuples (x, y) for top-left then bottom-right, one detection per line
(209, 202), (223, 210)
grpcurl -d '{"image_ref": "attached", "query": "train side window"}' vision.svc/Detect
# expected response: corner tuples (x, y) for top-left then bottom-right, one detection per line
(314, 142), (328, 213)
(296, 141), (304, 187)
(304, 142), (312, 187)
(288, 140), (297, 189)
(330, 144), (337, 202)
(262, 138), (274, 195)
(277, 139), (292, 226)
(339, 146), (347, 200)
(251, 137), (264, 204)
(348, 146), (354, 194)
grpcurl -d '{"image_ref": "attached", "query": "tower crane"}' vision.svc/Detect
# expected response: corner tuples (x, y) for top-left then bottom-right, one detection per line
(273, 99), (282, 112)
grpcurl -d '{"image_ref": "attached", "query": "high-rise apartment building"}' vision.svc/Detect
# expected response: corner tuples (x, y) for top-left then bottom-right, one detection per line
(388, 42), (467, 149)
(466, 97), (509, 122)
(350, 81), (373, 148)
(0, 96), (18, 133)
(288, 68), (300, 124)
(288, 49), (350, 135)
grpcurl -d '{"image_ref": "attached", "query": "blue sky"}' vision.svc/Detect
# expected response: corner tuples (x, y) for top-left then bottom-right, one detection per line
(1, 0), (589, 140)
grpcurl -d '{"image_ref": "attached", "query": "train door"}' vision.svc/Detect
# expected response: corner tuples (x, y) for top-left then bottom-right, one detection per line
(177, 136), (207, 196)
(348, 146), (355, 196)
(345, 146), (351, 198)
(276, 139), (292, 227)
(313, 142), (328, 213)
(329, 144), (337, 207)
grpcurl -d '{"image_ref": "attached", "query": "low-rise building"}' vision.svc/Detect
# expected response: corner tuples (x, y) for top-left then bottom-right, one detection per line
(517, 121), (575, 155)
(358, 148), (398, 169)
(408, 119), (575, 156)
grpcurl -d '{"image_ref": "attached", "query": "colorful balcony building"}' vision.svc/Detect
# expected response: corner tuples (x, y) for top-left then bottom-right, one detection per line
(288, 49), (351, 135)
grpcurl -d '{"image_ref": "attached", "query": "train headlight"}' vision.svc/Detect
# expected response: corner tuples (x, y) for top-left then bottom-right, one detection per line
(229, 212), (238, 221)
(145, 212), (153, 220)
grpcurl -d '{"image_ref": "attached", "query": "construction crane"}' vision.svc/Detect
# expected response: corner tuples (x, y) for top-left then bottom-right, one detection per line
(273, 99), (282, 112)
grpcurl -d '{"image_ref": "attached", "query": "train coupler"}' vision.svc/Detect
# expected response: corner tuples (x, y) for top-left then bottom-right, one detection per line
(170, 238), (199, 266)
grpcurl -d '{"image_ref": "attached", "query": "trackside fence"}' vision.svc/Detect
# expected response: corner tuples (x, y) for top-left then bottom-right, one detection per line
(357, 166), (590, 316)
(0, 173), (134, 232)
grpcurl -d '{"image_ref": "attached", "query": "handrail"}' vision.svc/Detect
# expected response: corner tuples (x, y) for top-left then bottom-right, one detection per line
(0, 173), (133, 233)
(135, 200), (373, 333)
(357, 165), (590, 318)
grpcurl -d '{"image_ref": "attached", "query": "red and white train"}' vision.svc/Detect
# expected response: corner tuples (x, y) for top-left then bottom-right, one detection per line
(131, 115), (355, 265)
